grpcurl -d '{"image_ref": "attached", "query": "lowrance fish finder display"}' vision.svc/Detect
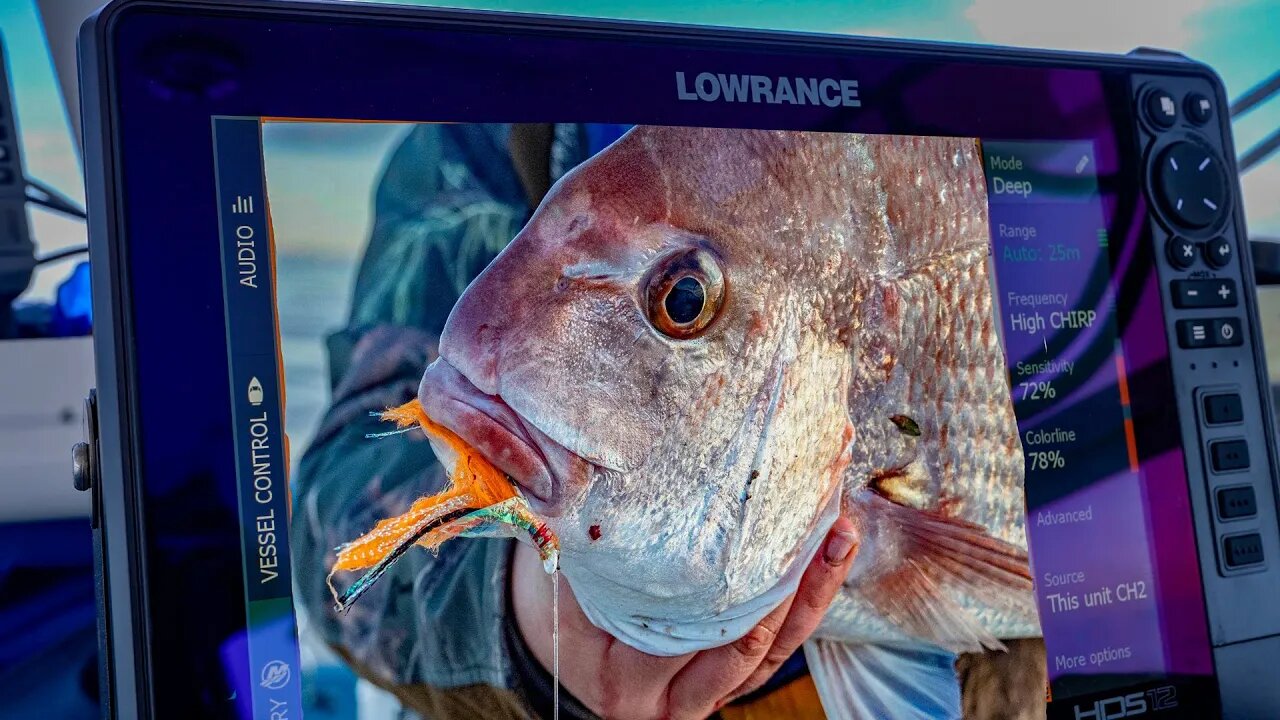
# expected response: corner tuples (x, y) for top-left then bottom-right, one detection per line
(208, 115), (1212, 718)
(87, 0), (1280, 714)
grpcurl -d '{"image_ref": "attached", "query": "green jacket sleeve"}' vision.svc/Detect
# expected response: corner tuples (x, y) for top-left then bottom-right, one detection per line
(289, 326), (520, 694)
(290, 123), (530, 695)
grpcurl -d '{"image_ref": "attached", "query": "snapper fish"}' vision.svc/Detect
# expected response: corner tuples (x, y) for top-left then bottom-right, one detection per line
(331, 126), (1040, 718)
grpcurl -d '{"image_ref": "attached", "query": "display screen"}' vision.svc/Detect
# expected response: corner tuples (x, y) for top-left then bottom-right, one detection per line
(205, 117), (1213, 719)
(100, 8), (1228, 718)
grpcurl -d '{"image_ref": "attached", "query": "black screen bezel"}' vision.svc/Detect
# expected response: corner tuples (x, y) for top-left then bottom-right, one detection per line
(79, 1), (1234, 716)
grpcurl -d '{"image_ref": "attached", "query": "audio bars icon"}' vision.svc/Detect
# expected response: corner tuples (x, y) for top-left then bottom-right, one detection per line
(231, 195), (254, 214)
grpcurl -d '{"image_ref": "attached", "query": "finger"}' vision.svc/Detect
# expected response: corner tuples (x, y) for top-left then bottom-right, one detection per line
(664, 593), (798, 718)
(729, 516), (859, 699)
(665, 517), (859, 717)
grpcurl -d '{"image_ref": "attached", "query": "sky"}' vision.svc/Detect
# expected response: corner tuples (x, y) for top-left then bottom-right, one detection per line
(389, 0), (1280, 236)
(1, 0), (1278, 292)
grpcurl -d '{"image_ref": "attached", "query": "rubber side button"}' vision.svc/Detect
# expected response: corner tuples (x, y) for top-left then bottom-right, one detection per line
(1217, 485), (1257, 520)
(1210, 439), (1250, 472)
(1203, 393), (1244, 424)
(1224, 533), (1264, 568)
(1145, 87), (1178, 128)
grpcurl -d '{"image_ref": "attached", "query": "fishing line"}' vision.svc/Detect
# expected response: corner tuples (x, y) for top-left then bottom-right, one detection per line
(365, 410), (422, 439)
(364, 426), (419, 439)
(553, 560), (560, 720)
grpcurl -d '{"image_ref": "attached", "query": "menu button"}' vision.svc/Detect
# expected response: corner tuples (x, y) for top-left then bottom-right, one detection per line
(1177, 319), (1212, 348)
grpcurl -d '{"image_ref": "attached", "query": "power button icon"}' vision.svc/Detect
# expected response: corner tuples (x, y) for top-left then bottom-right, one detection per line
(1214, 318), (1242, 346)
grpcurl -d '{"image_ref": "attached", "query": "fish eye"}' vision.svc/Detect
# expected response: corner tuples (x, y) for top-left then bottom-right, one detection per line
(644, 247), (725, 339)
(666, 277), (705, 324)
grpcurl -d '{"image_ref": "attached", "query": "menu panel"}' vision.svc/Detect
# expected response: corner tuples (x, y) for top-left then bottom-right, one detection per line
(985, 140), (1168, 695)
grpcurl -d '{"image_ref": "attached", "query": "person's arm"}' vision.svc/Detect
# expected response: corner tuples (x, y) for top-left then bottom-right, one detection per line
(290, 324), (439, 674)
(289, 123), (543, 715)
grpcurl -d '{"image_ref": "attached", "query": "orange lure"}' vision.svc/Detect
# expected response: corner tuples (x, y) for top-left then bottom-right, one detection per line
(327, 399), (558, 611)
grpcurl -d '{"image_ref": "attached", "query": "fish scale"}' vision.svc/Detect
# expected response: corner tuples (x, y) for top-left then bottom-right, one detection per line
(832, 238), (1034, 645)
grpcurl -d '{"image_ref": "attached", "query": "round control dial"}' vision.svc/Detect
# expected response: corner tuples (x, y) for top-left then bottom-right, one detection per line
(1153, 141), (1228, 230)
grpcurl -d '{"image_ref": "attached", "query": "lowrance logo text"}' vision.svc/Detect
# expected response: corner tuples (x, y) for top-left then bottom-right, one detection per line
(676, 72), (860, 107)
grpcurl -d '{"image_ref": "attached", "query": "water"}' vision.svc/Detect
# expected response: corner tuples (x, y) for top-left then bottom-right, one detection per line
(552, 564), (560, 720)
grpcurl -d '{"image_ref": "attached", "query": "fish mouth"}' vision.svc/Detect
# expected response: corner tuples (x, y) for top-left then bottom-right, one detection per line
(418, 358), (578, 516)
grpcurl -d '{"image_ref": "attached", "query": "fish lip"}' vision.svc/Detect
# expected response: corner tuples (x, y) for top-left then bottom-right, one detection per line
(417, 358), (566, 514)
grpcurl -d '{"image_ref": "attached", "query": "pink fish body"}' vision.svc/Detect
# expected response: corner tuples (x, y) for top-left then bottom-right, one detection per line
(418, 126), (1039, 713)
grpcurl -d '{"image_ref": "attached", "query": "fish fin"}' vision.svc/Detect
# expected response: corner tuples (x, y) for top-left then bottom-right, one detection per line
(804, 639), (961, 720)
(869, 459), (934, 511)
(859, 492), (1035, 653)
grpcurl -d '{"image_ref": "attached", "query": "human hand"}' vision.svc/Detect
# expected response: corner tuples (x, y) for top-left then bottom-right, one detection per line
(511, 517), (859, 719)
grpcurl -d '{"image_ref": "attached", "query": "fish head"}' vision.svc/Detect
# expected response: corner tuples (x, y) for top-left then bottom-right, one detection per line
(418, 126), (987, 653)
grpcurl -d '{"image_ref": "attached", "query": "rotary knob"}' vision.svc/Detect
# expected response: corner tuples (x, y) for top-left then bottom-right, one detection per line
(1153, 140), (1228, 231)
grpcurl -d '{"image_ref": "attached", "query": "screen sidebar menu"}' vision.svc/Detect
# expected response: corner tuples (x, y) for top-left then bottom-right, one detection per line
(212, 116), (305, 719)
